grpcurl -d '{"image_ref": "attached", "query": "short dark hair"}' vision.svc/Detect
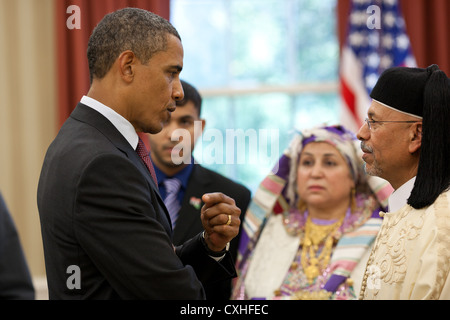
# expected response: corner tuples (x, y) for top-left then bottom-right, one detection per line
(87, 8), (180, 83)
(176, 80), (202, 116)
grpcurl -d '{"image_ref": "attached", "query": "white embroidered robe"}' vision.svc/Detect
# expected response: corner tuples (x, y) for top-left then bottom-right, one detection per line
(361, 190), (450, 299)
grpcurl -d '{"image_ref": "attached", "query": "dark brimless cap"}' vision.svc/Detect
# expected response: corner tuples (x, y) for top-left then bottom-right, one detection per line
(369, 64), (444, 118)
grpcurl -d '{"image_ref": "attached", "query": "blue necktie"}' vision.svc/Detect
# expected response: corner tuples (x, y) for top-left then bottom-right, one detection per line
(163, 178), (181, 228)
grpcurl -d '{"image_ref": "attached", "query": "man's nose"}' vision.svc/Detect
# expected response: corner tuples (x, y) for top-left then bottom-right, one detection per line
(356, 121), (369, 141)
(173, 79), (184, 101)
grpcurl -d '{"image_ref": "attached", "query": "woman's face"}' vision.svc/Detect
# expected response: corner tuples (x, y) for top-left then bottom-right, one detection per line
(296, 142), (355, 211)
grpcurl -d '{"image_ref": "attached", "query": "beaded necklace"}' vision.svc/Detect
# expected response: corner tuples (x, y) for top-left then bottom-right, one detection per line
(301, 215), (345, 284)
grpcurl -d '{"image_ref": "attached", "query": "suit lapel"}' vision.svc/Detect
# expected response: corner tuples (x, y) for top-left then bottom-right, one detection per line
(70, 103), (172, 235)
(172, 166), (211, 244)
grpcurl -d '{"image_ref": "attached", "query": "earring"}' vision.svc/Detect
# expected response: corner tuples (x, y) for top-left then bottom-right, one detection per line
(298, 198), (307, 212)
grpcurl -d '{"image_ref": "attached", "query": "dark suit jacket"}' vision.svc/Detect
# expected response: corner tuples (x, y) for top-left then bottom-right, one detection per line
(0, 193), (35, 299)
(37, 103), (235, 299)
(171, 165), (251, 300)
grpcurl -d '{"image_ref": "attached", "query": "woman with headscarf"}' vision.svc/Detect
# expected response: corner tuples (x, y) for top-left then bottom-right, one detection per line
(232, 125), (392, 300)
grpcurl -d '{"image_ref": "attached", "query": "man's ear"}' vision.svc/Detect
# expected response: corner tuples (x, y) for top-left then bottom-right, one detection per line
(117, 50), (136, 82)
(200, 119), (206, 132)
(193, 119), (206, 144)
(409, 122), (422, 154)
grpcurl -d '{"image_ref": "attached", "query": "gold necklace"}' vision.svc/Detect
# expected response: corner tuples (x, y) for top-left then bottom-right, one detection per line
(301, 215), (344, 284)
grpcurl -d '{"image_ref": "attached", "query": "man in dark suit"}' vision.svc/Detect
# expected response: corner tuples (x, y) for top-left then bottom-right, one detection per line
(148, 80), (251, 299)
(37, 8), (241, 300)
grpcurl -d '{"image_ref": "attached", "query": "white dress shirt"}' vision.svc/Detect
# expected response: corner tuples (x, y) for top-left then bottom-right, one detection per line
(80, 95), (139, 149)
(387, 176), (416, 212)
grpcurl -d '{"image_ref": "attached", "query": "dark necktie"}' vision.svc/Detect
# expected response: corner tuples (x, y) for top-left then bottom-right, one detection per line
(163, 178), (182, 228)
(136, 138), (158, 185)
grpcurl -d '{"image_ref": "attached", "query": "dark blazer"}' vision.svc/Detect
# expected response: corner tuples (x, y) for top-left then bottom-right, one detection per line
(171, 165), (251, 300)
(37, 103), (235, 299)
(0, 193), (35, 299)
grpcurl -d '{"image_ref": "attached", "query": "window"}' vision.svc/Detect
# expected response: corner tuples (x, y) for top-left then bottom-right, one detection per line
(171, 0), (339, 192)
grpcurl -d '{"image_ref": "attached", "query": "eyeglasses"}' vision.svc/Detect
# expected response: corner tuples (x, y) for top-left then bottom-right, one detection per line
(364, 118), (419, 131)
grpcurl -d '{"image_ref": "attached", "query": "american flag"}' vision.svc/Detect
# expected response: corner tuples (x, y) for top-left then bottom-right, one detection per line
(340, 0), (416, 132)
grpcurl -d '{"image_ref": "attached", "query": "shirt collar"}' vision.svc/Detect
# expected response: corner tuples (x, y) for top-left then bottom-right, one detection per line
(154, 159), (195, 190)
(80, 96), (139, 149)
(388, 176), (416, 212)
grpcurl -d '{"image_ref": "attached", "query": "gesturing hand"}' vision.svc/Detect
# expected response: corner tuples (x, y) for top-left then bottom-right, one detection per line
(200, 192), (241, 252)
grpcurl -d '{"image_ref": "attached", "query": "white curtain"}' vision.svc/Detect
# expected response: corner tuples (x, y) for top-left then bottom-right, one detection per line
(0, 0), (56, 280)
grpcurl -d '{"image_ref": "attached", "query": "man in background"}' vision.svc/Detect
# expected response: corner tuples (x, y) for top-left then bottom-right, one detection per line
(149, 80), (251, 299)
